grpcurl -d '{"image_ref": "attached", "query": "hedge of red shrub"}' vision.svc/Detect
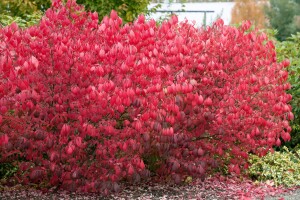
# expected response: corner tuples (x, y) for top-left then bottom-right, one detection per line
(0, 0), (293, 194)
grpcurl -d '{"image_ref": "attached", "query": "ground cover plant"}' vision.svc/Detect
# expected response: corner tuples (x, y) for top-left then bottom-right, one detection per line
(0, 0), (293, 195)
(248, 146), (300, 187)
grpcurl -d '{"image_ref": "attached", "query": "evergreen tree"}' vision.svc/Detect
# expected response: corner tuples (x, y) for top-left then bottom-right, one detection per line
(265, 0), (300, 41)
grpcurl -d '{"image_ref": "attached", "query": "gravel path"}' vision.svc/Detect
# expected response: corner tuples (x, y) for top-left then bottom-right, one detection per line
(265, 189), (300, 200)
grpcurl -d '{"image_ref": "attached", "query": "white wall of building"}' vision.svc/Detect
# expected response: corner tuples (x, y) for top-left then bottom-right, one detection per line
(148, 2), (235, 27)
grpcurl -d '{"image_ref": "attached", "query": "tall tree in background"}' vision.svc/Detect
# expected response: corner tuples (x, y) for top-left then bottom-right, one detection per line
(231, 0), (267, 29)
(265, 0), (300, 41)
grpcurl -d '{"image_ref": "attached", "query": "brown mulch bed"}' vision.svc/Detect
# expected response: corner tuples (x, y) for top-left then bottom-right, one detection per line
(0, 175), (295, 200)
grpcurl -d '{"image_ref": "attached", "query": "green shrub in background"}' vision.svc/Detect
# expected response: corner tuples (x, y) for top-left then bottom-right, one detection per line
(275, 32), (300, 150)
(0, 0), (48, 28)
(0, 0), (45, 19)
(0, 0), (159, 25)
(76, 0), (159, 23)
(0, 12), (43, 28)
(248, 147), (300, 187)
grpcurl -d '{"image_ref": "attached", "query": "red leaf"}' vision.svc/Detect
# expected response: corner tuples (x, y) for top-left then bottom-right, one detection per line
(29, 168), (44, 181)
(65, 142), (75, 155)
(60, 124), (70, 136)
(110, 10), (118, 20)
(0, 134), (9, 146)
(49, 151), (59, 161)
(139, 160), (145, 170)
(143, 133), (150, 142)
(197, 148), (204, 156)
(114, 165), (121, 176)
(127, 165), (134, 176)
(31, 56), (39, 69)
(204, 97), (212, 106)
(197, 95), (204, 105)
(275, 138), (281, 146)
(74, 136), (83, 148)
(171, 161), (180, 171)
(50, 175), (59, 185)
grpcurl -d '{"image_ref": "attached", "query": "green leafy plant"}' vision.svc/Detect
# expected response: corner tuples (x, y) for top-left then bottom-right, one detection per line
(0, 0), (43, 18)
(76, 0), (158, 23)
(0, 162), (18, 180)
(275, 32), (300, 150)
(248, 147), (300, 187)
(0, 11), (43, 28)
(0, 0), (159, 25)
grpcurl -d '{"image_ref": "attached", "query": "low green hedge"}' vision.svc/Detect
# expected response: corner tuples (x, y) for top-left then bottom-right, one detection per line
(248, 146), (300, 187)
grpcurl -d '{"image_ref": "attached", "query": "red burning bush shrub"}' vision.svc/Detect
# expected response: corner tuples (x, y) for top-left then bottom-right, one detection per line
(0, 0), (292, 194)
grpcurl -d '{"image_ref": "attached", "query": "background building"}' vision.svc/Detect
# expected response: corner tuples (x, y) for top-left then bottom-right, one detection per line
(148, 1), (235, 27)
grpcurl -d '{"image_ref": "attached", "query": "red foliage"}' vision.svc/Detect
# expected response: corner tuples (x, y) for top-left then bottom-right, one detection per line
(0, 0), (292, 194)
